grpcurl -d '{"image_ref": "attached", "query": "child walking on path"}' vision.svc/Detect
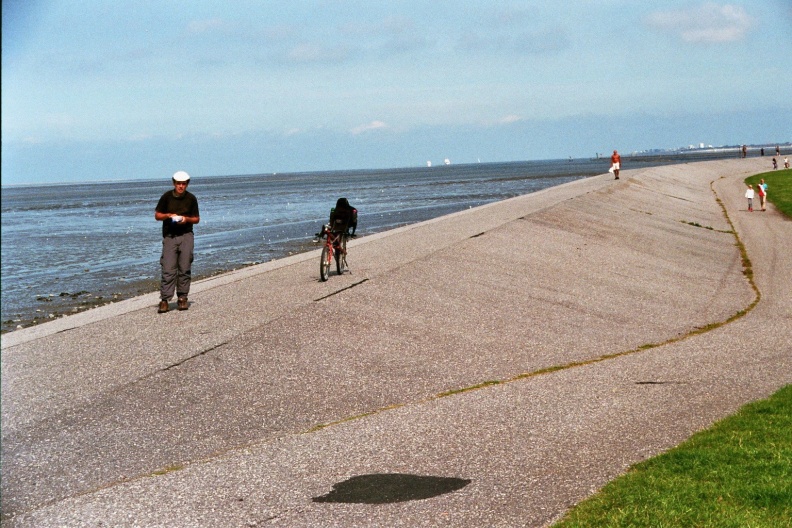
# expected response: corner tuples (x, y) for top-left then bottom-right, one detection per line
(745, 184), (755, 212)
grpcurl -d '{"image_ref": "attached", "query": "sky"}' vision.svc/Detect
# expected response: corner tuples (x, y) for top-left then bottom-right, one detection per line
(2, 0), (791, 185)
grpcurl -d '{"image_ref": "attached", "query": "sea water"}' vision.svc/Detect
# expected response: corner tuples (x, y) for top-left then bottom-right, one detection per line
(0, 151), (744, 332)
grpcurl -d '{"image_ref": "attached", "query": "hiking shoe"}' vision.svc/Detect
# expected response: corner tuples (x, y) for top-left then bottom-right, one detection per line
(177, 297), (189, 311)
(158, 300), (169, 313)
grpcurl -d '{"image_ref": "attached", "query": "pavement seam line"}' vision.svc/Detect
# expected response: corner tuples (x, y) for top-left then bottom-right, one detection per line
(313, 279), (370, 301)
(96, 341), (234, 402)
(162, 342), (228, 371)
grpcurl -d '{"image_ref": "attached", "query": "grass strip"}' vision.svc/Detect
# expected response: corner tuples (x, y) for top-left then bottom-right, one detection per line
(746, 169), (792, 218)
(553, 384), (792, 527)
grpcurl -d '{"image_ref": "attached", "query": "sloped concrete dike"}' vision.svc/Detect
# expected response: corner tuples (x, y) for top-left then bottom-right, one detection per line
(2, 158), (790, 526)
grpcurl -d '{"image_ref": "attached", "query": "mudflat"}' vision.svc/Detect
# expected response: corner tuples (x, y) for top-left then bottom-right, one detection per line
(2, 157), (789, 527)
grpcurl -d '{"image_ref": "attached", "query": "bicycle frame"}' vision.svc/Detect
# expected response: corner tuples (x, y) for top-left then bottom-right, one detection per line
(319, 224), (348, 281)
(324, 231), (345, 258)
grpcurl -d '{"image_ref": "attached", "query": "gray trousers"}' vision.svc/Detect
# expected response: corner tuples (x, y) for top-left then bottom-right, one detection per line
(160, 232), (194, 300)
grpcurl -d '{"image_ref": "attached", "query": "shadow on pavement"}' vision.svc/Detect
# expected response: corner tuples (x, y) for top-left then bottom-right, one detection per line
(313, 473), (471, 504)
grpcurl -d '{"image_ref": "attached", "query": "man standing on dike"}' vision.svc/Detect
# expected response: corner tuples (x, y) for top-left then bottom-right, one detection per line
(610, 150), (621, 179)
(155, 171), (200, 313)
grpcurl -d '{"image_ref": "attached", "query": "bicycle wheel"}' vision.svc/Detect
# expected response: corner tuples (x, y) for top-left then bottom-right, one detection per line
(320, 246), (331, 281)
(335, 236), (347, 275)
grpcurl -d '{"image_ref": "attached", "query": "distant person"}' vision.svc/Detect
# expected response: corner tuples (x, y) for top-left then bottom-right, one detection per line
(155, 171), (200, 313)
(759, 179), (768, 211)
(745, 184), (754, 212)
(773, 157), (778, 169)
(742, 145), (747, 158)
(777, 145), (781, 156)
(760, 147), (765, 156)
(757, 182), (766, 212)
(609, 150), (621, 179)
(785, 157), (790, 169)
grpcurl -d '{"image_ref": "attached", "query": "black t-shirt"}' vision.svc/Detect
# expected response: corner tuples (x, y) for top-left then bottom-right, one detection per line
(330, 206), (357, 233)
(156, 190), (199, 237)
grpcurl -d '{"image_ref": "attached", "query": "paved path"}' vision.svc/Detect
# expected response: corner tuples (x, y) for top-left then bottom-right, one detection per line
(2, 158), (790, 527)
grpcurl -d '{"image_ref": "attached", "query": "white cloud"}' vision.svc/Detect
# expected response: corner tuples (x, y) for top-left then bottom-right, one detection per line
(499, 115), (522, 124)
(187, 18), (227, 35)
(286, 42), (352, 64)
(350, 120), (387, 134)
(43, 113), (77, 128)
(337, 16), (433, 58)
(456, 11), (568, 56)
(645, 3), (757, 43)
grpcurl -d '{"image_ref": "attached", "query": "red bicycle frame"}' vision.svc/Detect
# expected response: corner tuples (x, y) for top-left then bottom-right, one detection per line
(319, 224), (348, 281)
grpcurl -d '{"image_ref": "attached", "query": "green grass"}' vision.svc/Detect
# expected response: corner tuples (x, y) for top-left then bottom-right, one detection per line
(746, 170), (792, 219)
(554, 384), (792, 527)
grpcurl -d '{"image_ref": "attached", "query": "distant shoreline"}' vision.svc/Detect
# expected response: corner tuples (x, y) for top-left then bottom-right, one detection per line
(2, 145), (789, 189)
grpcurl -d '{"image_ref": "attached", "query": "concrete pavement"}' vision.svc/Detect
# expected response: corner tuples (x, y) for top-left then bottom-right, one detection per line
(2, 157), (790, 527)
